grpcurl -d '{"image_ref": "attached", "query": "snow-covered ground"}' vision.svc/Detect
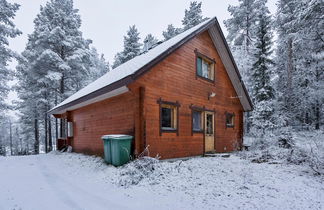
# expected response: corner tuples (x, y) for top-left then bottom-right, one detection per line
(1, 150), (323, 210)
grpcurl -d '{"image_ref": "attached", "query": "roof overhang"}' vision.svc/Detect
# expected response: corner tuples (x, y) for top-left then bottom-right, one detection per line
(48, 77), (132, 115)
(207, 21), (253, 111)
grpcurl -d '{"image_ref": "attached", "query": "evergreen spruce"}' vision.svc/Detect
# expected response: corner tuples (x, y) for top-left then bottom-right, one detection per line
(162, 24), (182, 41)
(224, 0), (259, 133)
(295, 0), (323, 129)
(251, 0), (274, 103)
(16, 0), (105, 153)
(143, 34), (158, 51)
(224, 0), (258, 48)
(274, 0), (300, 127)
(113, 25), (142, 68)
(0, 0), (21, 112)
(182, 1), (204, 30)
(250, 0), (275, 133)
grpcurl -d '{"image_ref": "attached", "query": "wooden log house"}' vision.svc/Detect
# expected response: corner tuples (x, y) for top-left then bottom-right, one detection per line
(49, 17), (253, 159)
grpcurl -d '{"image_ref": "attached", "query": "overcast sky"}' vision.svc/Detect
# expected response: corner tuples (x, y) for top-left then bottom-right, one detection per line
(6, 0), (277, 113)
(8, 0), (277, 62)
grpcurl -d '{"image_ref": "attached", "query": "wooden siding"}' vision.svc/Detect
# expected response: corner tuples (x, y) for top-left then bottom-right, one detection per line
(66, 30), (244, 159)
(70, 92), (136, 156)
(129, 31), (244, 159)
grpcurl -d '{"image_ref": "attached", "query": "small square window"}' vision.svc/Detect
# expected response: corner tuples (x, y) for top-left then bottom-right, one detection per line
(192, 111), (203, 132)
(226, 113), (235, 128)
(161, 104), (177, 130)
(197, 56), (214, 81)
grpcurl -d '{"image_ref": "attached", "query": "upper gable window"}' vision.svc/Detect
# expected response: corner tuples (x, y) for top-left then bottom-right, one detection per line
(196, 50), (215, 81)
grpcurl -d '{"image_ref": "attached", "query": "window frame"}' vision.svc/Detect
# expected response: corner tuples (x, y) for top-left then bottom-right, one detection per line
(195, 49), (216, 83)
(190, 105), (215, 135)
(192, 110), (204, 133)
(225, 112), (235, 128)
(157, 98), (180, 135)
(59, 118), (68, 139)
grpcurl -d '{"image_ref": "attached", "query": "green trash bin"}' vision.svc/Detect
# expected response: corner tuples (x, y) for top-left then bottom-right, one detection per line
(101, 135), (113, 164)
(101, 135), (133, 166)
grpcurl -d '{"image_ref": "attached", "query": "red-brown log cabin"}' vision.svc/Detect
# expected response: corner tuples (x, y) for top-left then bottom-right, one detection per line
(49, 17), (253, 159)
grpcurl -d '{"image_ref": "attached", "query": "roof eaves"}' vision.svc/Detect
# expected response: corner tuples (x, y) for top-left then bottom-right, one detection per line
(213, 18), (254, 111)
(48, 18), (217, 115)
(48, 75), (133, 115)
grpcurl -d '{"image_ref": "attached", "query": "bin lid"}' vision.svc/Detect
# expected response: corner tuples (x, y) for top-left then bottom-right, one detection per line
(101, 134), (133, 140)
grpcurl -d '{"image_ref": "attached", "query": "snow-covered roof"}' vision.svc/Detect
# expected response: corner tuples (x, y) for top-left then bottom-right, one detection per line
(49, 17), (252, 115)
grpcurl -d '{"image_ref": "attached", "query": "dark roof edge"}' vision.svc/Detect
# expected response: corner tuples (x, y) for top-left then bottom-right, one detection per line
(49, 17), (253, 114)
(48, 18), (217, 115)
(132, 18), (217, 80)
(213, 18), (254, 111)
(48, 76), (133, 115)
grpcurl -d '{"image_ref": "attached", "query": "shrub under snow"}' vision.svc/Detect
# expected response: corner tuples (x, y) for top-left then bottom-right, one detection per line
(241, 129), (324, 175)
(117, 157), (160, 187)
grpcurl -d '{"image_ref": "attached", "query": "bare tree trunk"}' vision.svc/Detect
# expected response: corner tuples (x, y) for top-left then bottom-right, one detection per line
(60, 74), (65, 139)
(9, 119), (13, 156)
(55, 92), (58, 150)
(48, 116), (53, 151)
(315, 100), (320, 130)
(0, 126), (5, 156)
(44, 112), (48, 153)
(17, 127), (22, 155)
(286, 38), (293, 125)
(315, 67), (320, 130)
(34, 118), (39, 154)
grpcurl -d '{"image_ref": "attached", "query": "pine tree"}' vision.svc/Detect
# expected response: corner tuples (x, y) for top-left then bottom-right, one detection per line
(162, 24), (182, 41)
(143, 34), (158, 51)
(224, 0), (258, 48)
(0, 0), (21, 112)
(224, 0), (259, 133)
(293, 0), (324, 129)
(224, 0), (259, 83)
(113, 25), (142, 68)
(274, 0), (302, 127)
(87, 47), (109, 82)
(250, 0), (275, 134)
(182, 1), (204, 30)
(251, 0), (274, 103)
(304, 0), (324, 129)
(16, 0), (104, 153)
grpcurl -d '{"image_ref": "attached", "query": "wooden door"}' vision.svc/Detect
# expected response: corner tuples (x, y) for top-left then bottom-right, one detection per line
(204, 112), (215, 153)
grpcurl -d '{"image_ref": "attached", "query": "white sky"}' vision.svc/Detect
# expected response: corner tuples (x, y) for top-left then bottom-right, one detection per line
(6, 0), (277, 114)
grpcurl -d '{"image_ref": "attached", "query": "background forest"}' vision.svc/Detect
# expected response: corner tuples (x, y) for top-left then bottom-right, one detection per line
(0, 0), (323, 158)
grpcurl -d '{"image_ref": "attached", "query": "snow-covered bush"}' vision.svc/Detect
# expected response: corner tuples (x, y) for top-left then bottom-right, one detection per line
(117, 157), (160, 187)
(242, 129), (324, 175)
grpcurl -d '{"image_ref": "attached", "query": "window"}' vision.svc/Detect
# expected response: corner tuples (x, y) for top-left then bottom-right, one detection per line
(59, 118), (67, 139)
(161, 104), (177, 130)
(192, 111), (203, 132)
(196, 54), (215, 81)
(157, 98), (180, 135)
(67, 122), (73, 137)
(226, 113), (235, 128)
(206, 113), (214, 134)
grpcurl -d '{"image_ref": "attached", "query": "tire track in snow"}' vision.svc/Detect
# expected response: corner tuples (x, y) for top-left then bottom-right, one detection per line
(35, 156), (84, 210)
(36, 156), (128, 210)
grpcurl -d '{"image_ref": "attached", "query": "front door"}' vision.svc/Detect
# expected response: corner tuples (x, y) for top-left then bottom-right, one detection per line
(204, 112), (215, 153)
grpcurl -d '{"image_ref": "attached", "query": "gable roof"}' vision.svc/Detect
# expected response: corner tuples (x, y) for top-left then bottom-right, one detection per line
(49, 17), (253, 115)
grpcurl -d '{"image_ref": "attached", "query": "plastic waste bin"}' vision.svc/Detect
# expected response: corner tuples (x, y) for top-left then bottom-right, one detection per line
(101, 135), (133, 166)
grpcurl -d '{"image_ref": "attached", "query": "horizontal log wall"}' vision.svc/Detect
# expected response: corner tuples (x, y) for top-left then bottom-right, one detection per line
(70, 92), (136, 156)
(129, 31), (244, 159)
(67, 30), (244, 159)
